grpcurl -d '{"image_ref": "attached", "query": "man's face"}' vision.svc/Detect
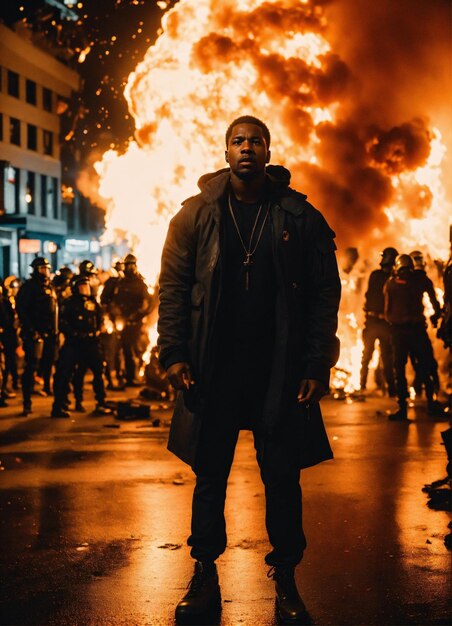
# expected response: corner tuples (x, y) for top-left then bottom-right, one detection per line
(37, 265), (50, 279)
(225, 123), (270, 181)
(124, 263), (137, 276)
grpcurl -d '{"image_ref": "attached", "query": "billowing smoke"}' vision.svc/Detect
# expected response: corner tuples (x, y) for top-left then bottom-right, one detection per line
(93, 0), (451, 276)
(88, 0), (450, 391)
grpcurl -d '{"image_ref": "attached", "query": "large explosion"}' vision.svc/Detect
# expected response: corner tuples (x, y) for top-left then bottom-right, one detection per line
(92, 0), (451, 390)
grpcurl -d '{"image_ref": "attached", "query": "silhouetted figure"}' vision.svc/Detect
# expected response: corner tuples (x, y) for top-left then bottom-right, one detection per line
(1, 276), (20, 395)
(100, 260), (124, 389)
(51, 276), (111, 418)
(385, 254), (444, 420)
(0, 282), (8, 407)
(360, 247), (398, 395)
(437, 245), (452, 351)
(52, 266), (74, 306)
(16, 257), (58, 415)
(112, 254), (152, 386)
(409, 250), (442, 397)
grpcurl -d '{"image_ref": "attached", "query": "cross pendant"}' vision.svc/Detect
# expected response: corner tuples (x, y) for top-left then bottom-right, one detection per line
(244, 254), (253, 291)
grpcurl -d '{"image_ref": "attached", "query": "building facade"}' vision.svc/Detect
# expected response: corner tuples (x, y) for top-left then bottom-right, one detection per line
(0, 23), (79, 278)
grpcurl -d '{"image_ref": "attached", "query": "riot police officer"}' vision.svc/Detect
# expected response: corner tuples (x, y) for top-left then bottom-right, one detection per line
(359, 247), (398, 395)
(111, 254), (152, 386)
(78, 259), (100, 297)
(100, 260), (124, 309)
(409, 250), (442, 397)
(51, 276), (111, 418)
(384, 254), (444, 420)
(100, 260), (124, 389)
(0, 282), (8, 407)
(1, 276), (20, 395)
(52, 266), (74, 306)
(16, 257), (58, 415)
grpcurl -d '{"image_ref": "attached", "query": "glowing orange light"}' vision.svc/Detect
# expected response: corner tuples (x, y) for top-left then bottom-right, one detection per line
(92, 0), (450, 373)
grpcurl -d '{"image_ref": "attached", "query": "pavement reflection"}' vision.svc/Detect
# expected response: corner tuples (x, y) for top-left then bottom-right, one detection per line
(0, 390), (450, 625)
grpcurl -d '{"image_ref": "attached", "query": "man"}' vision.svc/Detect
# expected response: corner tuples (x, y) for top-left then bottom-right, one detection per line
(158, 116), (341, 625)
(52, 266), (74, 306)
(51, 276), (111, 418)
(384, 254), (444, 420)
(1, 276), (20, 396)
(112, 254), (152, 386)
(408, 250), (442, 397)
(16, 257), (58, 415)
(100, 260), (125, 389)
(0, 281), (8, 407)
(359, 247), (398, 396)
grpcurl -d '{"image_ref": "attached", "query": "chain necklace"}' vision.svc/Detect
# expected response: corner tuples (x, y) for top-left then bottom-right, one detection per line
(228, 192), (270, 291)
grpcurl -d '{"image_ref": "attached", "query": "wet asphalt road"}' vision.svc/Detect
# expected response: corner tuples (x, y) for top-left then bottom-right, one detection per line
(0, 386), (450, 626)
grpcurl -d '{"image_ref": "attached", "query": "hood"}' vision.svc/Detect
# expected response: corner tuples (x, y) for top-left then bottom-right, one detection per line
(197, 164), (296, 203)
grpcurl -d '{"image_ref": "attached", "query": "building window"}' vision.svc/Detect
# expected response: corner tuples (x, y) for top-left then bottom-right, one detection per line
(26, 79), (37, 105)
(9, 117), (21, 146)
(41, 175), (48, 217)
(27, 124), (37, 151)
(52, 177), (58, 219)
(43, 130), (53, 156)
(43, 87), (52, 112)
(14, 168), (20, 212)
(26, 171), (36, 214)
(4, 166), (20, 214)
(7, 70), (19, 98)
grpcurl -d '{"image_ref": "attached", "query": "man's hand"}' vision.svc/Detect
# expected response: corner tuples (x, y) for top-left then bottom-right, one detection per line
(297, 379), (327, 404)
(166, 362), (195, 391)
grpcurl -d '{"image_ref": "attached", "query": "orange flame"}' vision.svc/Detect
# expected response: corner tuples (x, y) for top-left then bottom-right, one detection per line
(93, 0), (450, 385)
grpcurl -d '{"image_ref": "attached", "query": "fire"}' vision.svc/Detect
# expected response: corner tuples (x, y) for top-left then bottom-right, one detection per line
(92, 0), (450, 386)
(95, 0), (338, 286)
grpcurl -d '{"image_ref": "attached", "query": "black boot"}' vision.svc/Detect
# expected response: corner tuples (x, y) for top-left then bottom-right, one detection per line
(51, 405), (70, 418)
(270, 566), (308, 625)
(175, 561), (221, 625)
(22, 402), (32, 416)
(92, 403), (113, 416)
(427, 400), (446, 417)
(388, 403), (408, 421)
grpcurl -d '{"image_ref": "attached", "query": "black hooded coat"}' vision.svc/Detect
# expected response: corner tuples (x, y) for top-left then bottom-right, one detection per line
(158, 166), (341, 469)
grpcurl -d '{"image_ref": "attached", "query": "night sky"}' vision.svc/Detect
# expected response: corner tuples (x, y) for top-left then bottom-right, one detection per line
(0, 0), (177, 158)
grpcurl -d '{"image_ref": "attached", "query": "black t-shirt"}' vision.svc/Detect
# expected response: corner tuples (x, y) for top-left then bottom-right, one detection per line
(216, 187), (277, 360)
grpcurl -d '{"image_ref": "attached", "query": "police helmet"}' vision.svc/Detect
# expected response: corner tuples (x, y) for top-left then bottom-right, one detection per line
(123, 253), (137, 265)
(113, 260), (124, 271)
(409, 250), (425, 270)
(394, 254), (414, 273)
(380, 247), (399, 267)
(71, 275), (91, 294)
(79, 259), (98, 275)
(4, 275), (20, 291)
(30, 256), (51, 269)
(58, 266), (74, 279)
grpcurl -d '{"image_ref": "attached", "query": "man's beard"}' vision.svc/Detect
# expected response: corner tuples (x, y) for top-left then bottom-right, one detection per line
(234, 169), (259, 181)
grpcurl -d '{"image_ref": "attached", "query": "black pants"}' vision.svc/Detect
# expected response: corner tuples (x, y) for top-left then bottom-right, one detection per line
(189, 345), (306, 567)
(360, 318), (395, 393)
(120, 324), (142, 384)
(391, 323), (435, 404)
(1, 330), (19, 391)
(100, 331), (121, 386)
(21, 334), (57, 406)
(53, 339), (106, 408)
